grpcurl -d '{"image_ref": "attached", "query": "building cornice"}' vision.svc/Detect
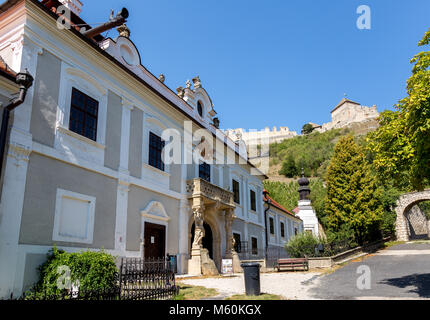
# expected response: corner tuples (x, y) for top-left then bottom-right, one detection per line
(19, 0), (267, 177)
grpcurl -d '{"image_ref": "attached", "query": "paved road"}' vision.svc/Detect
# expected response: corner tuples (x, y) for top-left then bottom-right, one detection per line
(309, 242), (430, 300)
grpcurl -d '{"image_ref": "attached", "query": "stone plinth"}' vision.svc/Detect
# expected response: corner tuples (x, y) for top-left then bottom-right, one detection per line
(201, 249), (218, 276)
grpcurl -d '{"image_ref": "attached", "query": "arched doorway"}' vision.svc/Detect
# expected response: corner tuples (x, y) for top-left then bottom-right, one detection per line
(191, 222), (213, 259)
(405, 203), (430, 240)
(396, 190), (430, 241)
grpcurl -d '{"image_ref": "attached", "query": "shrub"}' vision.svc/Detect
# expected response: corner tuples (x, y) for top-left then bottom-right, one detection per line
(24, 246), (118, 299)
(285, 227), (358, 258)
(285, 232), (321, 258)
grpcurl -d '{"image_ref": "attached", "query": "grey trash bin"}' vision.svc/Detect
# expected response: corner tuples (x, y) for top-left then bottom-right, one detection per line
(241, 262), (261, 296)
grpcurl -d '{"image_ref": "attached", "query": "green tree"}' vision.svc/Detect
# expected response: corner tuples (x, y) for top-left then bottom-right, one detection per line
(279, 155), (298, 178)
(325, 136), (384, 244)
(367, 28), (430, 190)
(302, 123), (314, 135)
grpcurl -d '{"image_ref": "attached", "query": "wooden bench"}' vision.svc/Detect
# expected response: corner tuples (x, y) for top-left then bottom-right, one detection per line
(276, 258), (309, 272)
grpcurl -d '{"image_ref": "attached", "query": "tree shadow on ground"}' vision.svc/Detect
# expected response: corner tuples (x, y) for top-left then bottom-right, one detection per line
(379, 273), (430, 298)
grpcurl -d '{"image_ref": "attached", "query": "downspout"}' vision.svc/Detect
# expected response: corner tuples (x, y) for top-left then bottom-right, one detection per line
(0, 70), (34, 179)
(264, 197), (271, 261)
(82, 8), (129, 39)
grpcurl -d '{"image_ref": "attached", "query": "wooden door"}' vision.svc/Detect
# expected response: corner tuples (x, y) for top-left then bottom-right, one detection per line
(144, 222), (166, 259)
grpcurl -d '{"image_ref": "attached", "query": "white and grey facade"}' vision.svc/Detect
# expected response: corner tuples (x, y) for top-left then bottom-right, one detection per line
(0, 0), (267, 298)
(263, 191), (303, 259)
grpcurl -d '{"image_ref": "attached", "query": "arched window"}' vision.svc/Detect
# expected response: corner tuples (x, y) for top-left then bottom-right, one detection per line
(197, 101), (203, 117)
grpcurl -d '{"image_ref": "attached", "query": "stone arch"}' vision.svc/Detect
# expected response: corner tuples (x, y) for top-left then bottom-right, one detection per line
(187, 212), (222, 271)
(395, 190), (430, 241)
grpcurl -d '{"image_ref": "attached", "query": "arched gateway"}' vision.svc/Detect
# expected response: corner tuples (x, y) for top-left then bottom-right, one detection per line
(396, 190), (430, 241)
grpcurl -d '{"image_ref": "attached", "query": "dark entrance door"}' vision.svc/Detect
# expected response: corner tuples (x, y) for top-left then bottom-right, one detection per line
(191, 222), (213, 259)
(144, 222), (166, 259)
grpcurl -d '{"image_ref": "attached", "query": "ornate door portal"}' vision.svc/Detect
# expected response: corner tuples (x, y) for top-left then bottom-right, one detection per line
(186, 178), (240, 275)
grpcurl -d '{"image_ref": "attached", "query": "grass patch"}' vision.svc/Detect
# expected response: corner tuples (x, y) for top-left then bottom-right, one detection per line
(174, 283), (219, 300)
(384, 241), (406, 248)
(225, 293), (284, 300)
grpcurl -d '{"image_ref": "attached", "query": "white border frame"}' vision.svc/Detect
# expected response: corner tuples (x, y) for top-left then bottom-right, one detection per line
(52, 188), (96, 244)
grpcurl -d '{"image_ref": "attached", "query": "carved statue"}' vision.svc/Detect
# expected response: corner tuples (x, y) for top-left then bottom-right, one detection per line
(176, 86), (184, 98)
(193, 206), (205, 227)
(117, 24), (130, 38)
(192, 76), (202, 89)
(186, 80), (192, 89)
(193, 226), (205, 248)
(158, 74), (165, 83)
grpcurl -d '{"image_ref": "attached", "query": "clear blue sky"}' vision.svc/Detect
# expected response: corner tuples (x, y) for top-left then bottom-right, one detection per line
(81, 0), (430, 133)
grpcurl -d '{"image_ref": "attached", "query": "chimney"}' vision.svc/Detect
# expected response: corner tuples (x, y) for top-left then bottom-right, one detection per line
(59, 0), (83, 16)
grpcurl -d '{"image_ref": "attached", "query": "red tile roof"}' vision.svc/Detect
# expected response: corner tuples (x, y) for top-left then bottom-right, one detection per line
(263, 190), (297, 218)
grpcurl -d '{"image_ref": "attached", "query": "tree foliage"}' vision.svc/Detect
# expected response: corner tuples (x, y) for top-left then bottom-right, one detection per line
(271, 128), (348, 179)
(263, 179), (327, 227)
(367, 28), (430, 190)
(302, 123), (315, 135)
(279, 154), (299, 178)
(325, 136), (384, 244)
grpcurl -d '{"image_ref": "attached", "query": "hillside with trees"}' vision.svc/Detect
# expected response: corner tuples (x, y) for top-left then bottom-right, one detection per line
(265, 27), (430, 245)
(269, 128), (352, 180)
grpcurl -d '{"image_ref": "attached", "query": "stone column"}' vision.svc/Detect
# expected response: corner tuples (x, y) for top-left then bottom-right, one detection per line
(188, 200), (205, 275)
(114, 177), (130, 255)
(395, 205), (409, 241)
(225, 208), (242, 273)
(224, 208), (236, 258)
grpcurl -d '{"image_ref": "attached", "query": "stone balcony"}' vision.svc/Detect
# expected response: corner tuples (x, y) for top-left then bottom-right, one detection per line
(186, 178), (235, 209)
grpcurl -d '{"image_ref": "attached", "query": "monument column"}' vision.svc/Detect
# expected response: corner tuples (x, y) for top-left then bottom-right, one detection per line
(224, 209), (236, 258)
(225, 208), (242, 272)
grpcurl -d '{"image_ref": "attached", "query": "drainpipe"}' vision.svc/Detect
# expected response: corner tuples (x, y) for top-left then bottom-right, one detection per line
(82, 8), (129, 39)
(264, 198), (271, 261)
(0, 70), (34, 179)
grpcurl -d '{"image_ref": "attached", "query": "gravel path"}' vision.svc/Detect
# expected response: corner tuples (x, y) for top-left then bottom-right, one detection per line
(178, 272), (324, 300)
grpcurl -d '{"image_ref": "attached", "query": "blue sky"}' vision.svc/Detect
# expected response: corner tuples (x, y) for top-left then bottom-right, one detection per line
(81, 0), (430, 133)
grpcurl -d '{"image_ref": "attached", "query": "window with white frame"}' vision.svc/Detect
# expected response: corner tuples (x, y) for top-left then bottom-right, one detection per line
(197, 100), (204, 118)
(53, 189), (96, 244)
(69, 87), (99, 141)
(232, 179), (240, 204)
(199, 162), (211, 182)
(250, 189), (257, 212)
(269, 217), (275, 235)
(251, 237), (258, 255)
(57, 67), (108, 146)
(148, 132), (165, 171)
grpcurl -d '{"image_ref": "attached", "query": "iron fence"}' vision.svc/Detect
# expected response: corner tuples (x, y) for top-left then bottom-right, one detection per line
(119, 257), (178, 300)
(265, 246), (290, 268)
(235, 240), (358, 267)
(284, 240), (357, 258)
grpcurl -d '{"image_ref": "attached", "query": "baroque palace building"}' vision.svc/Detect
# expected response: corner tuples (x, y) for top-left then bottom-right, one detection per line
(0, 0), (283, 298)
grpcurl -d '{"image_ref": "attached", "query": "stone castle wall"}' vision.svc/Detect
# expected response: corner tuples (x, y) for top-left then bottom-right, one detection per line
(224, 127), (298, 146)
(316, 102), (379, 133)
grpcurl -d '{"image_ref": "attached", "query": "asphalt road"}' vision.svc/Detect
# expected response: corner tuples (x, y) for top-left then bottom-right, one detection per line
(309, 242), (430, 300)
